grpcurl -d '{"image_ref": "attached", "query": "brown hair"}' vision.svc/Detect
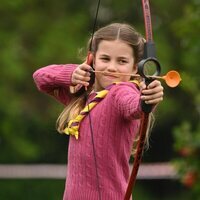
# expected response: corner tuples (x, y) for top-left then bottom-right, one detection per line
(57, 23), (145, 134)
(89, 23), (144, 63)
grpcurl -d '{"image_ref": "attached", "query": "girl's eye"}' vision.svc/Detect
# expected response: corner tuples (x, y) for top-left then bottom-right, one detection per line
(118, 59), (128, 64)
(100, 57), (109, 62)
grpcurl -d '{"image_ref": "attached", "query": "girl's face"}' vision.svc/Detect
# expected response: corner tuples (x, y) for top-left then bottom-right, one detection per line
(93, 39), (136, 91)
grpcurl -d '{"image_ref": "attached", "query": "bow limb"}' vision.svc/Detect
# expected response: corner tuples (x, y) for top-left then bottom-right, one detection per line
(124, 112), (150, 200)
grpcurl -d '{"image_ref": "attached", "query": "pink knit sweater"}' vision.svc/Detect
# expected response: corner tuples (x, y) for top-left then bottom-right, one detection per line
(33, 64), (143, 200)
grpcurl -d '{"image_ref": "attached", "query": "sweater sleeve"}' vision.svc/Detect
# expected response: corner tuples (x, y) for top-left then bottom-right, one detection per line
(33, 64), (77, 105)
(110, 82), (143, 120)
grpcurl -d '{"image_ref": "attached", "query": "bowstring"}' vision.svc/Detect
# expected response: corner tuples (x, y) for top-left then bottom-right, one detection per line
(86, 0), (102, 199)
(89, 0), (101, 51)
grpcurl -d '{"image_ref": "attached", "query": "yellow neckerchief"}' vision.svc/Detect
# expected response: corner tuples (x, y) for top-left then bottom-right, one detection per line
(64, 80), (140, 139)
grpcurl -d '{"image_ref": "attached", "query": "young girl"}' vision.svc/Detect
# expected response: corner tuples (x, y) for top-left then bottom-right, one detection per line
(33, 23), (163, 200)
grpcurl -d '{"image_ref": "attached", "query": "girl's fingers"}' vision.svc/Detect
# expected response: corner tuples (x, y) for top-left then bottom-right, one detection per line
(72, 73), (90, 86)
(71, 64), (92, 86)
(141, 80), (163, 95)
(143, 97), (163, 105)
(77, 63), (92, 77)
(140, 80), (164, 104)
(79, 62), (92, 71)
(77, 67), (90, 77)
(75, 80), (90, 87)
(141, 93), (163, 104)
(142, 86), (163, 96)
(73, 72), (91, 81)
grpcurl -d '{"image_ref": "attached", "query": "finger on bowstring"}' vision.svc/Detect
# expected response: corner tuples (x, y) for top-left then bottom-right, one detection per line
(79, 63), (93, 75)
(76, 73), (91, 83)
(75, 80), (89, 87)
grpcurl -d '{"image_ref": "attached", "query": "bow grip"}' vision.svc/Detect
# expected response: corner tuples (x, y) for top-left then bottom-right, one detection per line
(141, 78), (154, 113)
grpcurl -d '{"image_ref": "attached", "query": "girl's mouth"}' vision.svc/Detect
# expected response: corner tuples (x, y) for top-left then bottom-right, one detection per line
(103, 72), (119, 79)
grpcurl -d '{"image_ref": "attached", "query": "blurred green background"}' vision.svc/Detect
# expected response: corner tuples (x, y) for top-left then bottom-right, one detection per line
(0, 0), (199, 199)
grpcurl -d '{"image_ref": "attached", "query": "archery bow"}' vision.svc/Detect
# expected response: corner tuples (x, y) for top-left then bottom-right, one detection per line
(124, 0), (161, 199)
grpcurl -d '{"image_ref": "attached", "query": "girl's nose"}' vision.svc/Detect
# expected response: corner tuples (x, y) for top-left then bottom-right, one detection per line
(107, 62), (116, 71)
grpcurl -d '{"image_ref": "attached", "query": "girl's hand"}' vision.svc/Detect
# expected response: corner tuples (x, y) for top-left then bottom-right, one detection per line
(71, 62), (92, 87)
(140, 80), (164, 105)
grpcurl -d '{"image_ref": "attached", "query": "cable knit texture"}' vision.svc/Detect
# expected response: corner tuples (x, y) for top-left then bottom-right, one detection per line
(33, 64), (142, 200)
